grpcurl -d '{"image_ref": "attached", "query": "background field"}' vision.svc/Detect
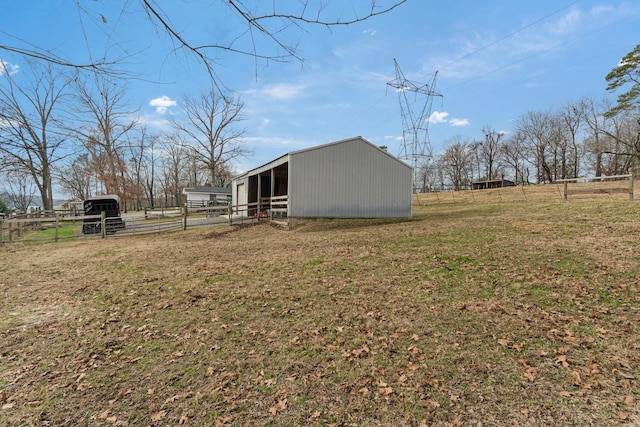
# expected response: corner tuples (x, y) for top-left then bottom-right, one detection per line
(1, 189), (639, 426)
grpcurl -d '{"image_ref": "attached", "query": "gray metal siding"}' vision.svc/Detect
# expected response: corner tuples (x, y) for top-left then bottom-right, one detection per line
(289, 138), (412, 218)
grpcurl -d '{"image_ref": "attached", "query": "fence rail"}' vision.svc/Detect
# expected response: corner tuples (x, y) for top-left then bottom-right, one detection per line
(1, 196), (290, 245)
(556, 174), (634, 200)
(415, 176), (637, 205)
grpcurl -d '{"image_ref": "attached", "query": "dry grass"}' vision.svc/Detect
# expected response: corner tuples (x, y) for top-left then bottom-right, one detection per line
(1, 194), (640, 426)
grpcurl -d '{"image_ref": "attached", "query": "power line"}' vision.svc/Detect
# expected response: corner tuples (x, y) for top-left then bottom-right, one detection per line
(438, 1), (582, 72)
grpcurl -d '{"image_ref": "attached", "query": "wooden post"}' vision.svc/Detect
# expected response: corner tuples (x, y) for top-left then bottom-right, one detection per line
(182, 204), (187, 231)
(0, 218), (4, 245)
(228, 204), (232, 226)
(101, 211), (106, 238)
(629, 175), (634, 201)
(54, 213), (60, 243)
(563, 181), (568, 200)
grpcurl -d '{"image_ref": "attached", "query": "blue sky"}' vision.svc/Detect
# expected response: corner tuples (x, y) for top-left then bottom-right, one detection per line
(1, 0), (639, 175)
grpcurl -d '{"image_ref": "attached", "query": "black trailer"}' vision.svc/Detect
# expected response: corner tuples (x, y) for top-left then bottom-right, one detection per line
(82, 195), (126, 235)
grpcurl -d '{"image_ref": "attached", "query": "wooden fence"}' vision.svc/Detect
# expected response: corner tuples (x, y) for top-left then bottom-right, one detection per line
(414, 176), (637, 205)
(1, 196), (290, 245)
(557, 174), (634, 201)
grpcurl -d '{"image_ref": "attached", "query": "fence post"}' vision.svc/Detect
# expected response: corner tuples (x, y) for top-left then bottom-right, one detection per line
(101, 211), (106, 239)
(629, 175), (634, 201)
(0, 218), (3, 245)
(228, 204), (232, 226)
(563, 181), (568, 200)
(55, 213), (60, 243)
(182, 205), (187, 231)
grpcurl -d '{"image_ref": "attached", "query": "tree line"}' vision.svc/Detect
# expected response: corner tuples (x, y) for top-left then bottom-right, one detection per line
(417, 98), (639, 192)
(0, 61), (247, 212)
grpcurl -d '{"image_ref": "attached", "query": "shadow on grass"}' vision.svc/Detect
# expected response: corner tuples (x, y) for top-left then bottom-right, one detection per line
(294, 217), (420, 232)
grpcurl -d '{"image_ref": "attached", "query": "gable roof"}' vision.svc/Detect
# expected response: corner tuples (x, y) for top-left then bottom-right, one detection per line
(233, 136), (411, 180)
(183, 186), (231, 194)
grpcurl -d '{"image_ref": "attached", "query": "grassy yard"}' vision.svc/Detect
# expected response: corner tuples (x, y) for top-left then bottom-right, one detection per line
(1, 198), (639, 426)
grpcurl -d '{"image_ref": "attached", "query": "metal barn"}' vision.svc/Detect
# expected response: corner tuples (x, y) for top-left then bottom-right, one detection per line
(231, 136), (413, 220)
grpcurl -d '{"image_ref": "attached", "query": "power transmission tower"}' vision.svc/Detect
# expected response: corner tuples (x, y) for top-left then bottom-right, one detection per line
(387, 59), (442, 191)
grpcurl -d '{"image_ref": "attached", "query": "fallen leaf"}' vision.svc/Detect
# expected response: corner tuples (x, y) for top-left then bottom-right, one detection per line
(559, 391), (572, 397)
(555, 355), (569, 368)
(179, 415), (189, 425)
(268, 398), (287, 415)
(151, 410), (167, 421)
(523, 366), (538, 382)
(214, 415), (232, 426)
(497, 338), (510, 348)
(624, 395), (635, 406)
(618, 411), (629, 420)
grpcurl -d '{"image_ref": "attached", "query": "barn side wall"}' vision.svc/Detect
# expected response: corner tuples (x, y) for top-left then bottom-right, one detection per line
(288, 138), (412, 218)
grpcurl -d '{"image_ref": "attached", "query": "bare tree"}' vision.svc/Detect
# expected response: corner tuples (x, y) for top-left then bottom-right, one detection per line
(0, 61), (71, 210)
(607, 111), (640, 174)
(123, 126), (158, 210)
(71, 76), (138, 202)
(58, 153), (94, 201)
(159, 134), (191, 207)
(501, 132), (528, 185)
(478, 126), (505, 181)
(555, 101), (583, 179)
(170, 90), (248, 186)
(136, 128), (160, 209)
(0, 167), (37, 211)
(514, 111), (557, 183)
(580, 96), (617, 176)
(439, 136), (473, 191)
(1, 1), (406, 87)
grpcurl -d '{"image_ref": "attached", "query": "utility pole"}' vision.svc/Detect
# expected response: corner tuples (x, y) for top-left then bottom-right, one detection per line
(387, 59), (442, 192)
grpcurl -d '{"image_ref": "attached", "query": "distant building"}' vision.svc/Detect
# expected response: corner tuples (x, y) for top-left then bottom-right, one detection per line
(182, 186), (232, 207)
(472, 179), (516, 190)
(232, 136), (413, 220)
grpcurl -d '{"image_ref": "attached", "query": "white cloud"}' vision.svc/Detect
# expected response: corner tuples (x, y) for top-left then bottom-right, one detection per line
(0, 59), (19, 76)
(428, 111), (450, 124)
(546, 8), (583, 36)
(449, 118), (470, 127)
(245, 83), (306, 101)
(149, 95), (177, 114)
(137, 114), (172, 131)
(426, 111), (468, 127)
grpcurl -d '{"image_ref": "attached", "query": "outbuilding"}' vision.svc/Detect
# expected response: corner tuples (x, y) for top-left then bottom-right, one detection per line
(183, 185), (232, 207)
(232, 136), (413, 221)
